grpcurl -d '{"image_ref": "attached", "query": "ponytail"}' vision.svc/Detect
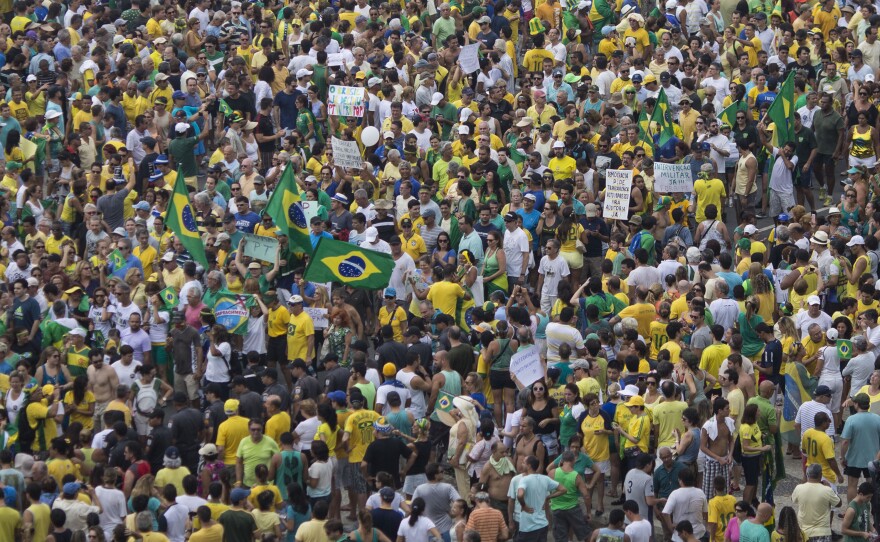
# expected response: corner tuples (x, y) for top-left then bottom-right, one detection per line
(409, 497), (426, 526)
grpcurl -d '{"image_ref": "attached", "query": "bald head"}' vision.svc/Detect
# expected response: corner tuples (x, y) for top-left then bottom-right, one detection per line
(677, 280), (691, 293)
(756, 503), (773, 522)
(759, 380), (774, 398)
(635, 286), (649, 302)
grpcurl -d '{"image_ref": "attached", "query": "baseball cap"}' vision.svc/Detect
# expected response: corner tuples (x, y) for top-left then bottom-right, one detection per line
(848, 235), (866, 247)
(383, 363), (397, 376)
(503, 212), (517, 222)
(743, 224), (757, 235)
(327, 390), (347, 404)
(288, 295), (304, 305)
(814, 385), (832, 396)
(365, 226), (379, 242)
(223, 399), (240, 414)
(807, 295), (821, 306)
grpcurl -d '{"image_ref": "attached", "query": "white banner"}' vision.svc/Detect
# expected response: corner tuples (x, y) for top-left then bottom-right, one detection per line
(653, 163), (694, 193)
(305, 307), (329, 329)
(331, 137), (363, 169)
(459, 44), (480, 74)
(300, 201), (320, 225)
(603, 169), (634, 220)
(327, 85), (365, 117)
(509, 345), (543, 389)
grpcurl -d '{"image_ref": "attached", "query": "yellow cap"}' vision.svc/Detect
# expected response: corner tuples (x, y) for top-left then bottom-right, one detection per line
(41, 384), (55, 397)
(383, 363), (397, 376)
(224, 399), (240, 414)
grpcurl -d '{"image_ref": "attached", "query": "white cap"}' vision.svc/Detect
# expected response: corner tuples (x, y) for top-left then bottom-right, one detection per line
(69, 328), (87, 337)
(365, 226), (379, 242)
(458, 125), (470, 135)
(161, 252), (176, 262)
(430, 92), (444, 106)
(867, 73), (876, 83)
(665, 0), (677, 8)
(288, 295), (304, 305)
(620, 384), (640, 398)
(296, 68), (313, 78)
(26, 74), (36, 82)
(175, 122), (190, 133)
(577, 0), (590, 8)
(113, 34), (125, 44)
(848, 235), (866, 247)
(383, 130), (394, 139)
(26, 277), (39, 287)
(807, 295), (821, 306)
(826, 328), (839, 340)
(111, 227), (127, 237)
(367, 77), (382, 87)
(459, 108), (473, 122)
(552, 141), (565, 148)
(743, 224), (757, 235)
(45, 110), (61, 120)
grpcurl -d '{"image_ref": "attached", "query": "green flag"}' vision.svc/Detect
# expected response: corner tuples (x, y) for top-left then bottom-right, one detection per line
(837, 339), (853, 361)
(650, 88), (675, 147)
(637, 107), (654, 151)
(164, 167), (209, 268)
(160, 287), (179, 309)
(303, 237), (395, 289)
(265, 162), (312, 253)
(719, 100), (748, 127)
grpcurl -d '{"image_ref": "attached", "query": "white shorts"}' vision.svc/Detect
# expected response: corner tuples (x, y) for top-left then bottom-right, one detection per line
(133, 413), (150, 436)
(585, 459), (610, 476)
(850, 155), (877, 169)
(819, 378), (843, 413)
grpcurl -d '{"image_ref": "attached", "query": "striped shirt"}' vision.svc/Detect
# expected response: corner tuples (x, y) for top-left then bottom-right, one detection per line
(794, 400), (835, 439)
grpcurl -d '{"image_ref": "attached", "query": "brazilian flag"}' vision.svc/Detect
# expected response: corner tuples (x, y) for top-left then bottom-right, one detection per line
(164, 167), (208, 267)
(303, 237), (394, 289)
(650, 88), (676, 147)
(219, 99), (233, 117)
(766, 70), (795, 147)
(109, 249), (125, 270)
(159, 287), (179, 309)
(719, 100), (748, 127)
(214, 290), (251, 335)
(264, 162), (313, 254)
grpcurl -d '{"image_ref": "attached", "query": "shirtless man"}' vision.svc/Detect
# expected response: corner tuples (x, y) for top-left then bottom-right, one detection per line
(87, 349), (119, 432)
(513, 417), (546, 474)
(700, 397), (735, 500)
(332, 289), (364, 340)
(728, 354), (755, 400)
(480, 441), (515, 519)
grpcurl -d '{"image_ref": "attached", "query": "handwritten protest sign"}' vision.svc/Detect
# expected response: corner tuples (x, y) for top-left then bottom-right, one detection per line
(603, 169), (634, 220)
(331, 137), (363, 169)
(242, 233), (279, 263)
(327, 85), (365, 117)
(459, 44), (481, 74)
(305, 307), (328, 329)
(300, 201), (320, 225)
(510, 345), (543, 389)
(653, 163), (694, 193)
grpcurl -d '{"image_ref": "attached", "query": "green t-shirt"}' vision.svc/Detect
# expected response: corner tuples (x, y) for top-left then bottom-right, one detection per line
(236, 436), (280, 486)
(218, 509), (258, 542)
(168, 136), (199, 178)
(550, 468), (580, 511)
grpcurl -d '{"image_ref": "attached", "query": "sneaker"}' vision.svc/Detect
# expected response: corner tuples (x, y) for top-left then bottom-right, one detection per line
(756, 211), (767, 218)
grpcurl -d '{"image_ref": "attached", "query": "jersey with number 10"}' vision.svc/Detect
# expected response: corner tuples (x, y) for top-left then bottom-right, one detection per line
(344, 409), (381, 462)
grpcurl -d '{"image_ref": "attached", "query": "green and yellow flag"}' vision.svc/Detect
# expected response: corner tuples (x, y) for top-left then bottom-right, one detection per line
(214, 290), (251, 335)
(109, 249), (125, 270)
(765, 70), (796, 148)
(265, 162), (312, 253)
(719, 100), (748, 128)
(159, 287), (179, 309)
(303, 237), (395, 289)
(164, 167), (208, 267)
(637, 107), (654, 150)
(432, 390), (458, 426)
(650, 88), (675, 147)
(219, 99), (233, 117)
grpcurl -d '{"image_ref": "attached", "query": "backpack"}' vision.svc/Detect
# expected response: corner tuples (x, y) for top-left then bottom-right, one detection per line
(220, 349), (245, 376)
(16, 402), (39, 453)
(667, 224), (689, 254)
(133, 381), (158, 417)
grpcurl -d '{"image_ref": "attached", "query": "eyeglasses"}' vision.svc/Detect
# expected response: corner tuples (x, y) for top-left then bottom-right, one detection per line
(860, 93), (868, 96)
(647, 381), (657, 385)
(533, 387), (545, 391)
(636, 153), (645, 157)
(736, 115), (746, 119)
(847, 193), (856, 198)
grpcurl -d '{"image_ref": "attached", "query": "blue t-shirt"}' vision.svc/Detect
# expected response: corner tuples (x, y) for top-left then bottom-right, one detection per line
(309, 231), (333, 249)
(273, 90), (300, 131)
(290, 281), (317, 307)
(841, 412), (880, 468)
(517, 208), (542, 250)
(517, 473), (559, 532)
(739, 520), (771, 542)
(234, 211), (261, 233)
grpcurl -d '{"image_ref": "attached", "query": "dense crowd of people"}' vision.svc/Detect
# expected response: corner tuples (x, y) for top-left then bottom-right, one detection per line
(7, 0), (880, 541)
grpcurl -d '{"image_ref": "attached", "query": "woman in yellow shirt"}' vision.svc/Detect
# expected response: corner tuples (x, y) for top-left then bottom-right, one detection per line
(580, 393), (611, 515)
(377, 288), (407, 342)
(616, 394), (651, 461)
(739, 403), (771, 506)
(63, 376), (96, 431)
(557, 207), (586, 284)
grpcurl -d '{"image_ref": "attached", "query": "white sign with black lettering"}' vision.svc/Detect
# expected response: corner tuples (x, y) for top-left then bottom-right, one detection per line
(603, 169), (634, 221)
(653, 163), (694, 193)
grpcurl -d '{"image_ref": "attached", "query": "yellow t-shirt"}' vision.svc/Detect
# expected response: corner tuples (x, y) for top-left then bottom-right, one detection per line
(400, 232), (426, 260)
(216, 415), (250, 465)
(617, 303), (656, 339)
(8, 99), (29, 124)
(378, 305), (407, 342)
(133, 245), (157, 278)
(154, 466), (191, 495)
(315, 421), (340, 458)
(344, 408), (381, 463)
(700, 344), (732, 386)
(649, 321), (669, 360)
(580, 414), (610, 461)
(247, 484), (282, 509)
(26, 401), (58, 452)
(265, 411), (291, 445)
(548, 155), (577, 181)
(63, 390), (95, 430)
(659, 340), (682, 364)
(623, 27), (650, 54)
(802, 427), (838, 482)
(624, 414), (651, 452)
(652, 399), (687, 448)
(427, 281), (465, 317)
(739, 422), (763, 456)
(287, 310), (315, 362)
(708, 494), (737, 542)
(267, 306), (290, 338)
(47, 458), (78, 486)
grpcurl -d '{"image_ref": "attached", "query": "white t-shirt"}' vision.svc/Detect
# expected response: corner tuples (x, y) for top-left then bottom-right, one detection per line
(295, 416), (320, 451)
(538, 255), (570, 299)
(503, 227), (530, 279)
(545, 322), (585, 363)
(794, 310), (833, 339)
(111, 360), (142, 389)
(397, 515), (437, 540)
(390, 252), (416, 302)
(205, 342), (232, 383)
(376, 383), (411, 415)
(307, 461), (333, 498)
(95, 486), (128, 541)
(113, 302), (141, 332)
(663, 487), (708, 541)
(626, 519), (653, 542)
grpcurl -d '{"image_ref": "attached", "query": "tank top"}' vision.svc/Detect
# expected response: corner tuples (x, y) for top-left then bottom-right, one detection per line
(275, 450), (305, 499)
(4, 390), (24, 425)
(491, 338), (514, 371)
(386, 410), (412, 438)
(679, 427), (701, 464)
(483, 249), (501, 278)
(551, 468), (580, 510)
(851, 126), (875, 158)
(735, 154), (758, 195)
(397, 370), (427, 418)
(447, 418), (475, 465)
(596, 527), (626, 542)
(27, 503), (51, 542)
(40, 366), (68, 387)
(540, 217), (560, 246)
(699, 219), (725, 251)
(353, 529), (379, 542)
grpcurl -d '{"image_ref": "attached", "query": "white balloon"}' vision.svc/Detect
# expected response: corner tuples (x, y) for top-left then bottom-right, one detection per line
(361, 126), (380, 147)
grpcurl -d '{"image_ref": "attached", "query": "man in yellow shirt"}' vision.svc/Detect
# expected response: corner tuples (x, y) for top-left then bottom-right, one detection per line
(623, 16), (652, 58)
(286, 295), (315, 364)
(426, 266), (467, 317)
(146, 6), (165, 38)
(801, 410), (841, 483)
(399, 218), (426, 260)
(26, 384), (61, 453)
(523, 33), (556, 72)
(264, 395), (291, 445)
(216, 399), (249, 465)
(342, 388), (380, 512)
(547, 141), (576, 180)
(161, 252), (186, 290)
(693, 164), (727, 223)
